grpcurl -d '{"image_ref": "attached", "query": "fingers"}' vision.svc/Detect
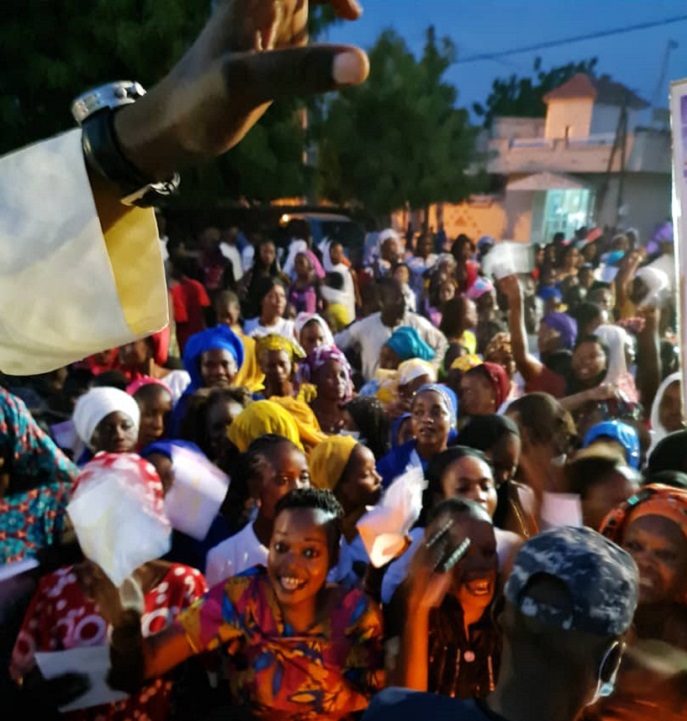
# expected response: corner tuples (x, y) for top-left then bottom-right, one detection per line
(322, 0), (364, 20)
(222, 44), (369, 104)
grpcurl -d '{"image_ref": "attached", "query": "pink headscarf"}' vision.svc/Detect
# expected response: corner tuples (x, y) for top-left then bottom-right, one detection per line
(297, 346), (354, 401)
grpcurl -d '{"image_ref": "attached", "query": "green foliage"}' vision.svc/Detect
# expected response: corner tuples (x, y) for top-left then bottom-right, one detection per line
(473, 56), (598, 127)
(0, 0), (331, 203)
(0, 0), (204, 155)
(317, 26), (477, 219)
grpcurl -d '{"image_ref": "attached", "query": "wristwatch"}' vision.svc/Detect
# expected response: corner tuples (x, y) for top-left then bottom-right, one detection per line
(71, 81), (180, 207)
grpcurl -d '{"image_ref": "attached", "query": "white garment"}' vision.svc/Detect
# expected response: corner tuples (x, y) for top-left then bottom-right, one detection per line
(381, 525), (521, 605)
(646, 255), (675, 294)
(401, 283), (416, 313)
(282, 238), (309, 280)
(162, 369), (192, 404)
(243, 317), (296, 341)
(324, 262), (356, 321)
(220, 242), (243, 282)
(205, 522), (267, 587)
(334, 311), (449, 381)
(649, 371), (682, 453)
(594, 324), (630, 385)
(241, 244), (255, 273)
(0, 129), (167, 374)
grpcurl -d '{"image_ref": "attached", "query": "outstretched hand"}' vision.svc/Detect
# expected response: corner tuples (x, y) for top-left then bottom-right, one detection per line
(115, 0), (369, 180)
(405, 515), (470, 612)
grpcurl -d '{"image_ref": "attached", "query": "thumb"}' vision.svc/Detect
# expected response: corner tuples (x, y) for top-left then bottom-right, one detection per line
(223, 44), (369, 105)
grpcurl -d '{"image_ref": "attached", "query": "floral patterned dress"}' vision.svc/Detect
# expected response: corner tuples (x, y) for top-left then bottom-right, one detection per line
(10, 563), (207, 720)
(179, 565), (385, 720)
(0, 388), (79, 564)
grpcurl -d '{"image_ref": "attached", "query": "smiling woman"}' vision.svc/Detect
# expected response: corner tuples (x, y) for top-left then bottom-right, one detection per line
(585, 484), (687, 720)
(100, 488), (385, 721)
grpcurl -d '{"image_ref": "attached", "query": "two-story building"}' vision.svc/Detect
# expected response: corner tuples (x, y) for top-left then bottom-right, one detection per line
(398, 73), (672, 245)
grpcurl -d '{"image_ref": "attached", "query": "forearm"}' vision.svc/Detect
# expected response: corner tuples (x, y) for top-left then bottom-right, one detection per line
(636, 316), (661, 409)
(109, 612), (194, 691)
(394, 604), (430, 690)
(507, 295), (539, 379)
(559, 390), (592, 413)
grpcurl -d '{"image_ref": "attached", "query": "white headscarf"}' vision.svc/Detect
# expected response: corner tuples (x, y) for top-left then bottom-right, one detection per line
(594, 324), (630, 385)
(294, 313), (335, 348)
(635, 266), (669, 307)
(73, 387), (141, 449)
(649, 371), (683, 445)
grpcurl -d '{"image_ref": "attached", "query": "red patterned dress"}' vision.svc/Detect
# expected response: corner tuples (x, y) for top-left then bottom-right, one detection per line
(10, 562), (207, 720)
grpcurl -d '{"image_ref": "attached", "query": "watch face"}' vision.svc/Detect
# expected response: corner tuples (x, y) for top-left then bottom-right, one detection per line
(71, 81), (145, 124)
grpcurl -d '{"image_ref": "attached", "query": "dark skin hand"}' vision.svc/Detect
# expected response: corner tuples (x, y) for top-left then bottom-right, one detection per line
(113, 0), (369, 180)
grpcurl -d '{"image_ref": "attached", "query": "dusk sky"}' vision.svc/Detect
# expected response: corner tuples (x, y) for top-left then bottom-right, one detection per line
(325, 0), (687, 122)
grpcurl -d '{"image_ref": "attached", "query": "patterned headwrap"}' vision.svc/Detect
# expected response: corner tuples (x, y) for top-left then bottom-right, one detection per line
(296, 345), (354, 401)
(255, 333), (306, 365)
(601, 483), (687, 549)
(414, 383), (458, 428)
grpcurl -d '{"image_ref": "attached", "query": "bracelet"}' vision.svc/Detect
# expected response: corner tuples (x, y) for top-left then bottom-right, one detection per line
(73, 81), (180, 208)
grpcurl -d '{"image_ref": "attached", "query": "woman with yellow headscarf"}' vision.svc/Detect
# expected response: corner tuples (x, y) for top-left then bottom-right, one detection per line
(309, 436), (383, 578)
(254, 333), (326, 453)
(227, 400), (302, 453)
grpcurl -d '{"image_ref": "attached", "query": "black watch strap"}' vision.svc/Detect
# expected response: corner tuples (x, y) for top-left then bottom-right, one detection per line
(72, 81), (180, 208)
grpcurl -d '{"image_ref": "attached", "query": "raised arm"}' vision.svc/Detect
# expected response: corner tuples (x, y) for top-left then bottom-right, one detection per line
(496, 275), (543, 382)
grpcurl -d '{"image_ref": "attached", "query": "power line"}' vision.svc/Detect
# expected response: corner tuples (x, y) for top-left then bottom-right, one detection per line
(458, 14), (687, 64)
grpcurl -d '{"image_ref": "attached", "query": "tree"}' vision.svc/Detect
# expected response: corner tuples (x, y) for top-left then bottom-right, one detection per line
(0, 1), (337, 204)
(316, 27), (477, 221)
(0, 0), (204, 155)
(473, 57), (598, 128)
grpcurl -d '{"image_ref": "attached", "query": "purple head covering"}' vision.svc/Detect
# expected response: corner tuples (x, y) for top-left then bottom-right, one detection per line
(297, 345), (354, 401)
(542, 312), (578, 351)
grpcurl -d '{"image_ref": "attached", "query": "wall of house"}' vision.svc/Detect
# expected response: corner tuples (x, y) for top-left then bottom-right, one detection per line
(544, 98), (594, 139)
(590, 103), (645, 135)
(491, 117), (546, 139)
(591, 173), (671, 238)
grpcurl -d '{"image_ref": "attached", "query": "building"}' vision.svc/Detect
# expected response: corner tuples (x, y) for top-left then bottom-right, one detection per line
(398, 73), (672, 245)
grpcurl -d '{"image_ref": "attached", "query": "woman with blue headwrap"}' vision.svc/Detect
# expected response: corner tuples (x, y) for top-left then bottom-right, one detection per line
(379, 326), (435, 370)
(376, 383), (458, 489)
(170, 325), (245, 437)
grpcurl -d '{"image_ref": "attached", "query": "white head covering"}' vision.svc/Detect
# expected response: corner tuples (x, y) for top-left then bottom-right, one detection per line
(594, 324), (630, 385)
(294, 313), (335, 348)
(73, 387), (141, 448)
(635, 266), (669, 307)
(649, 371), (683, 450)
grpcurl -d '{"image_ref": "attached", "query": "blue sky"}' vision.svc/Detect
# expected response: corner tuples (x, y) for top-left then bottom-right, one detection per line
(326, 0), (687, 121)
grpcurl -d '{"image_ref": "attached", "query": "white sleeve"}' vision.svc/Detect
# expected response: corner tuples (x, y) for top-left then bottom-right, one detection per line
(0, 129), (167, 375)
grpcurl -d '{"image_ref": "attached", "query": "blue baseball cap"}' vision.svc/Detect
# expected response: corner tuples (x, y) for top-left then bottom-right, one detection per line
(505, 526), (638, 636)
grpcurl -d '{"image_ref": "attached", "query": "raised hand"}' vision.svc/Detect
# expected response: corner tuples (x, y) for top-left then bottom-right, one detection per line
(114, 0), (369, 180)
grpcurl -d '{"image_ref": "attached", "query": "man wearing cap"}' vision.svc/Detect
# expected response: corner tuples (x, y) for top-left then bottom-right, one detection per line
(363, 525), (639, 721)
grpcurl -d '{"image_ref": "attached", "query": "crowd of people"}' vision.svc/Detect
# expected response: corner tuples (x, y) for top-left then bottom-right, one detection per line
(1, 0), (685, 718)
(1, 214), (686, 721)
